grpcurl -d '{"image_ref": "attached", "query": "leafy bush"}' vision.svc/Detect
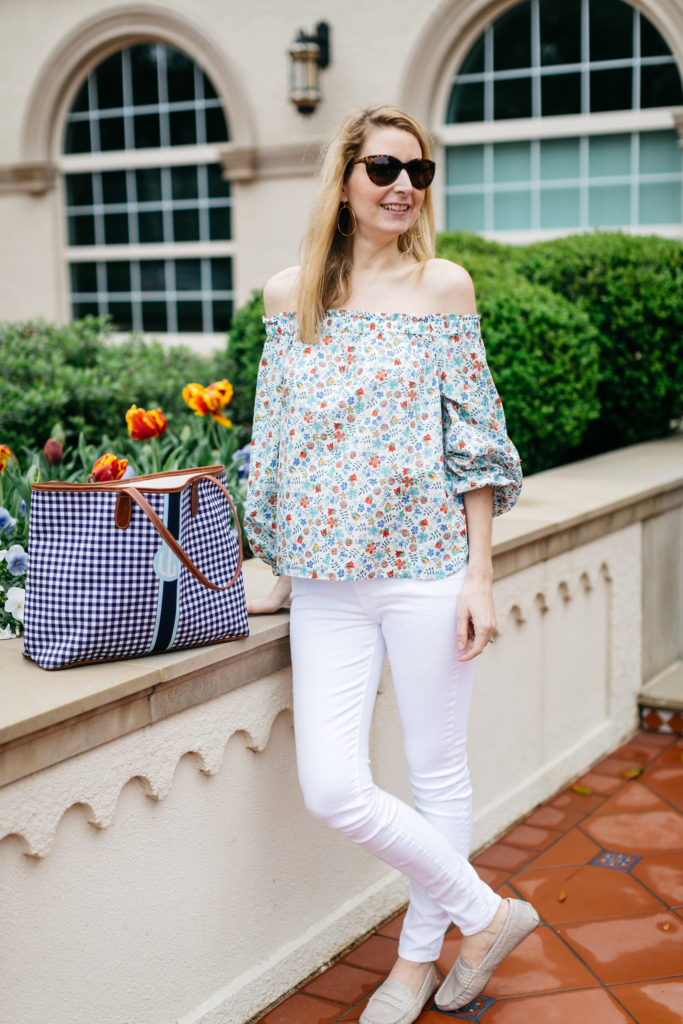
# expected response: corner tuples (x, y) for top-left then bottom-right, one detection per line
(512, 233), (683, 454)
(224, 290), (266, 429)
(437, 233), (600, 474)
(0, 317), (222, 454)
(437, 231), (514, 263)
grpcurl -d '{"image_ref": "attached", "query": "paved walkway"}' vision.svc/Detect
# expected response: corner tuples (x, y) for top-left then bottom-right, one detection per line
(258, 730), (683, 1023)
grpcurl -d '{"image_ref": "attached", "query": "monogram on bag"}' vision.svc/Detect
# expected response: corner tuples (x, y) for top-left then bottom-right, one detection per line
(23, 465), (249, 670)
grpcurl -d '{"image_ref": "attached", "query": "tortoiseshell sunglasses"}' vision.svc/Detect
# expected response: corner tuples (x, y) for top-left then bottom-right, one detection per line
(351, 154), (436, 189)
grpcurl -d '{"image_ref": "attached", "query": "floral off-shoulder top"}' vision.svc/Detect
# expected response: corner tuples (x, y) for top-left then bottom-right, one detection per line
(244, 310), (522, 580)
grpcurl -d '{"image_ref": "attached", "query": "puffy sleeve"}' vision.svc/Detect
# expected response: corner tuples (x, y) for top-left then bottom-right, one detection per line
(439, 315), (522, 517)
(243, 318), (289, 568)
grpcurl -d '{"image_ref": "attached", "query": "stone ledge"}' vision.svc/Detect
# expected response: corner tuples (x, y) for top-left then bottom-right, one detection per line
(0, 162), (58, 194)
(1, 433), (682, 786)
(492, 432), (683, 578)
(640, 660), (683, 712)
(0, 559), (288, 786)
(219, 142), (323, 181)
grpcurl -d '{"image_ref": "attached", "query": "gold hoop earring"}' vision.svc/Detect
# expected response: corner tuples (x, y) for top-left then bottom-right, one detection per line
(407, 217), (424, 242)
(337, 202), (356, 237)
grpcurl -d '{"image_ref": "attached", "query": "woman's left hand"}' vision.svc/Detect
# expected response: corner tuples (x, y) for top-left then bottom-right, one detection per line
(457, 573), (497, 662)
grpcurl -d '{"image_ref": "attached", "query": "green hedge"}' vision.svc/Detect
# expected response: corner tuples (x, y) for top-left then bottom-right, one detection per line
(436, 233), (600, 474)
(224, 289), (266, 429)
(0, 317), (227, 454)
(511, 233), (683, 455)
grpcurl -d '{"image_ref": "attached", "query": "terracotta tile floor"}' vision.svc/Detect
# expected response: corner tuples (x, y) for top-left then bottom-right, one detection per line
(258, 731), (683, 1024)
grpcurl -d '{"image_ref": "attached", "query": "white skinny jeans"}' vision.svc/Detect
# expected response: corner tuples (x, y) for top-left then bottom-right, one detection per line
(289, 569), (501, 962)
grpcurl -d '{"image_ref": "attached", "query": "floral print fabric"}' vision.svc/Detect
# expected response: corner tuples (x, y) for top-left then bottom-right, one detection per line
(245, 310), (522, 580)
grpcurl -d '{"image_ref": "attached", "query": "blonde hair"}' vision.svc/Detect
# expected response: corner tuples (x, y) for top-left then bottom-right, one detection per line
(296, 106), (436, 341)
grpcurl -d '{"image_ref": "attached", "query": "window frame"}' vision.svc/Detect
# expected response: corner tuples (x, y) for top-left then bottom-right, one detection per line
(59, 42), (235, 342)
(436, 0), (683, 241)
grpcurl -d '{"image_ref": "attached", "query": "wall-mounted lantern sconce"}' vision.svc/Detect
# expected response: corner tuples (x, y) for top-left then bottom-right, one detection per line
(288, 22), (330, 115)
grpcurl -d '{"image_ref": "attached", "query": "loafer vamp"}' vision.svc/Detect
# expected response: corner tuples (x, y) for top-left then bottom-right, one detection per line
(360, 966), (439, 1024)
(435, 900), (540, 1011)
(434, 955), (482, 1010)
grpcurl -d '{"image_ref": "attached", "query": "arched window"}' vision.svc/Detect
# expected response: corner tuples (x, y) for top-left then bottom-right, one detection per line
(443, 0), (683, 237)
(62, 43), (233, 336)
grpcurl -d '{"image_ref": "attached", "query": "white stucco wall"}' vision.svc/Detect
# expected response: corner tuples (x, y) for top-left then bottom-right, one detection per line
(0, 190), (64, 321)
(0, 663), (413, 1024)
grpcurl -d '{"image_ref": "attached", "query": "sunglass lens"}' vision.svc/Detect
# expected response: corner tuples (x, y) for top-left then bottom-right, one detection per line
(365, 156), (400, 186)
(408, 160), (435, 189)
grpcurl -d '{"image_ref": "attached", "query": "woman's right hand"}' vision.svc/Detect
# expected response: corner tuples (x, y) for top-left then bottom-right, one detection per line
(246, 574), (292, 614)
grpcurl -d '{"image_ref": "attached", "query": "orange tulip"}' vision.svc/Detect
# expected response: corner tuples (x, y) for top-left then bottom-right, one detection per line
(125, 405), (167, 441)
(206, 379), (234, 410)
(0, 444), (13, 473)
(182, 383), (210, 417)
(182, 379), (233, 428)
(92, 453), (129, 482)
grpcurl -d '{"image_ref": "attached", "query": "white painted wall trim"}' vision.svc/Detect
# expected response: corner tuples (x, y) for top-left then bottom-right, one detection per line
(437, 106), (683, 146)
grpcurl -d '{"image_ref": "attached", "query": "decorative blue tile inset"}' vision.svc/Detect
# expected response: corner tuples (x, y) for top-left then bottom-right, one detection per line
(590, 849), (641, 871)
(433, 994), (495, 1019)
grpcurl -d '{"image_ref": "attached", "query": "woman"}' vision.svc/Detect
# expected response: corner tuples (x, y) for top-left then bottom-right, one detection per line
(245, 106), (538, 1024)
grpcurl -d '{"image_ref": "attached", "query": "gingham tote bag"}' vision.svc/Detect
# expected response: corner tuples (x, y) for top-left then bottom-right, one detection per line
(23, 465), (249, 670)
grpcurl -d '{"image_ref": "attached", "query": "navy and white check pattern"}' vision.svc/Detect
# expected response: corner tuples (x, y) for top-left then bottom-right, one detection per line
(23, 472), (248, 670)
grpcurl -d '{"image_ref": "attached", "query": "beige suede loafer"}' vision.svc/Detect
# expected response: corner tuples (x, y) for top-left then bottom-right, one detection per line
(360, 964), (439, 1024)
(435, 899), (539, 1011)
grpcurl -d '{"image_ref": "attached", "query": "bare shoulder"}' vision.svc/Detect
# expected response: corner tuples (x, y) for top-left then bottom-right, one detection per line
(420, 258), (477, 315)
(263, 266), (300, 317)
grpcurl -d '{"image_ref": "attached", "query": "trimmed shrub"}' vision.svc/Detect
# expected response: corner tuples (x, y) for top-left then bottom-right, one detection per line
(224, 289), (266, 429)
(512, 233), (683, 454)
(436, 231), (514, 264)
(437, 233), (601, 474)
(0, 317), (221, 454)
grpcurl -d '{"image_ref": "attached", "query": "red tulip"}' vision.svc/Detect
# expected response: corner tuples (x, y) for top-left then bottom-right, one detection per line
(92, 453), (128, 481)
(43, 438), (63, 465)
(125, 405), (167, 441)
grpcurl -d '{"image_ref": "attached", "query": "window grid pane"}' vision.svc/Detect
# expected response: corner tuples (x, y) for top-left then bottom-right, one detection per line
(444, 130), (681, 232)
(65, 164), (231, 248)
(64, 43), (228, 153)
(69, 257), (233, 333)
(63, 43), (233, 334)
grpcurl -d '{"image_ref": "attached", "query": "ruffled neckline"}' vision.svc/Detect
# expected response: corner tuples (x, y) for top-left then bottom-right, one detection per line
(263, 309), (480, 326)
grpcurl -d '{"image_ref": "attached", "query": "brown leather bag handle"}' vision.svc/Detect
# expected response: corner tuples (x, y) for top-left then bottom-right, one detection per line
(118, 474), (243, 592)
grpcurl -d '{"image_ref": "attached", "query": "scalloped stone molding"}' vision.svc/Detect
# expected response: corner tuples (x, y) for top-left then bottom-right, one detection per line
(494, 560), (616, 635)
(0, 668), (292, 858)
